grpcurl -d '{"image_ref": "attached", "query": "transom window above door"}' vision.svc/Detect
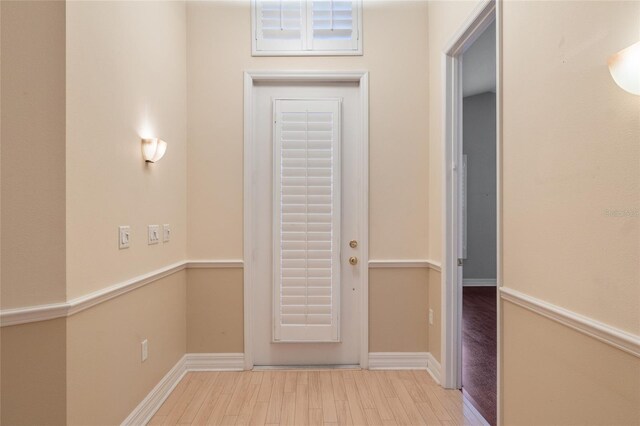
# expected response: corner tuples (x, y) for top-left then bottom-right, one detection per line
(252, 0), (362, 56)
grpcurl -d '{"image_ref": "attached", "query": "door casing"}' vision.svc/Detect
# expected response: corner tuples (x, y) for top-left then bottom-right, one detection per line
(243, 71), (370, 369)
(441, 0), (503, 424)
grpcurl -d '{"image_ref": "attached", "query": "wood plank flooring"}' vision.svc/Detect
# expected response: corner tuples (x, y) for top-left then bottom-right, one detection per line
(149, 370), (488, 425)
(462, 287), (497, 426)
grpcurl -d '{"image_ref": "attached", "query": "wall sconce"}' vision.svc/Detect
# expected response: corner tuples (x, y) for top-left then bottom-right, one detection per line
(608, 41), (640, 95)
(141, 138), (167, 163)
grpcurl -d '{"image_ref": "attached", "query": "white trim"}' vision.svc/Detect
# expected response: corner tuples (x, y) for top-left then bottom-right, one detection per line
(121, 355), (187, 426)
(0, 301), (69, 328)
(67, 261), (186, 317)
(184, 353), (245, 371)
(122, 353), (245, 426)
(1, 261), (185, 327)
(368, 352), (441, 382)
(495, 1), (504, 423)
(1, 260), (245, 327)
(501, 287), (640, 358)
(244, 70), (369, 370)
(368, 352), (428, 370)
(425, 352), (442, 385)
(441, 0), (497, 393)
(462, 396), (491, 426)
(368, 259), (441, 271)
(462, 278), (497, 287)
(186, 260), (244, 269)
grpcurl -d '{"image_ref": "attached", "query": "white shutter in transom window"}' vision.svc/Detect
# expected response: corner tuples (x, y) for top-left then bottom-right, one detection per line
(256, 0), (306, 51)
(309, 0), (359, 51)
(273, 99), (342, 343)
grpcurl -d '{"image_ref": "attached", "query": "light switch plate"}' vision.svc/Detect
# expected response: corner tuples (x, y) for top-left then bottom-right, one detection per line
(148, 225), (160, 245)
(141, 339), (148, 362)
(119, 226), (130, 249)
(163, 224), (171, 242)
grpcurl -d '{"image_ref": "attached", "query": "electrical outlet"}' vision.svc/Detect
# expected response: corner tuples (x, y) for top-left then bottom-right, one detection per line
(119, 226), (130, 249)
(429, 309), (434, 325)
(148, 225), (160, 245)
(141, 339), (148, 362)
(163, 224), (171, 242)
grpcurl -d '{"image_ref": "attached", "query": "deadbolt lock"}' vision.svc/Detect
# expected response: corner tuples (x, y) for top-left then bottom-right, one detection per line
(349, 240), (358, 248)
(349, 256), (358, 265)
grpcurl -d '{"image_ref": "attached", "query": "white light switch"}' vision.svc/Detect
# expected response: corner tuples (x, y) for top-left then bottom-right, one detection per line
(163, 224), (171, 242)
(141, 339), (148, 362)
(148, 225), (160, 245)
(119, 226), (130, 249)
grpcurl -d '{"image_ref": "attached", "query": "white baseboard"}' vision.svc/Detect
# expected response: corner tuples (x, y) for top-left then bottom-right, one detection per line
(121, 354), (187, 426)
(367, 352), (424, 370)
(185, 353), (245, 371)
(425, 352), (441, 384)
(368, 352), (441, 384)
(463, 278), (497, 287)
(121, 353), (245, 426)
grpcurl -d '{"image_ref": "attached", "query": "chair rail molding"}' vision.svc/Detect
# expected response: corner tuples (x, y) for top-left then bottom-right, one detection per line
(368, 259), (442, 271)
(500, 286), (640, 358)
(1, 260), (245, 327)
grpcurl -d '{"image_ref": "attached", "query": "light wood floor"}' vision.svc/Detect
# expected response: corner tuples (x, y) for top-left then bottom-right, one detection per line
(148, 369), (487, 426)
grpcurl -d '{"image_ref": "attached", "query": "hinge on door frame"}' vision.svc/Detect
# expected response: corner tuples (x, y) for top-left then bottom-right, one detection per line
(458, 258), (463, 266)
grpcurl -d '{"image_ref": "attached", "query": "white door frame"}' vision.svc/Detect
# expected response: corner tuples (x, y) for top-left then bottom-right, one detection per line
(441, 0), (502, 423)
(243, 70), (370, 370)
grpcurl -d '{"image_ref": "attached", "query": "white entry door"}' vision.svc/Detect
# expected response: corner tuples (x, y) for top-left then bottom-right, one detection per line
(252, 82), (362, 366)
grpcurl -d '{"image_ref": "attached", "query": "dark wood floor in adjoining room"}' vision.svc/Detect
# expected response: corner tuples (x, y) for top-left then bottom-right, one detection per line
(462, 286), (497, 426)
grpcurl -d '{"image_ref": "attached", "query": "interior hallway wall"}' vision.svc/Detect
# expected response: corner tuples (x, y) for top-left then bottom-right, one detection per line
(501, 1), (640, 423)
(428, 1), (639, 424)
(0, 1), (67, 423)
(66, 0), (188, 300)
(426, 0), (484, 373)
(1, 0), (66, 310)
(186, 0), (431, 353)
(64, 2), (189, 424)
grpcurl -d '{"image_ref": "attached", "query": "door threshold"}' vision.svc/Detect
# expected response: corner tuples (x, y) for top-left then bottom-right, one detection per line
(252, 364), (361, 371)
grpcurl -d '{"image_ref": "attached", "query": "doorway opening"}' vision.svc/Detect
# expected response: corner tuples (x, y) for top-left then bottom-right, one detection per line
(460, 20), (497, 425)
(442, 1), (500, 426)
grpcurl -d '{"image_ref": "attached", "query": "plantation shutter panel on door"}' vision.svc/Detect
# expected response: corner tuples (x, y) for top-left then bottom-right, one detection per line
(273, 99), (341, 342)
(255, 0), (306, 52)
(309, 0), (359, 51)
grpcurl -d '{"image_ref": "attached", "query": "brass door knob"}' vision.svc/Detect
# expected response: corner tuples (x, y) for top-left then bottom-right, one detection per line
(349, 240), (358, 248)
(349, 256), (358, 265)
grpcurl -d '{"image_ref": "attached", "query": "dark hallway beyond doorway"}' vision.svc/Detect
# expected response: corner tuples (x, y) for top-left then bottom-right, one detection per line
(462, 286), (497, 425)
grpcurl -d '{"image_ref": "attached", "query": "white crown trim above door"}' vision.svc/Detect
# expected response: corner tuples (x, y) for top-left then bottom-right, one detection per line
(244, 71), (369, 369)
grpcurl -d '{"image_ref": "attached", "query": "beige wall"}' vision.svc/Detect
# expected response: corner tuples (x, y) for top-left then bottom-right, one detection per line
(427, 268), (441, 362)
(428, 1), (640, 424)
(502, 301), (640, 425)
(500, 1), (640, 422)
(0, 1), (67, 423)
(1, 319), (67, 426)
(67, 271), (187, 425)
(1, 0), (67, 309)
(369, 268), (428, 352)
(66, 0), (188, 299)
(187, 268), (244, 353)
(187, 0), (429, 261)
(425, 0), (481, 374)
(502, 0), (640, 334)
(427, 0), (480, 263)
